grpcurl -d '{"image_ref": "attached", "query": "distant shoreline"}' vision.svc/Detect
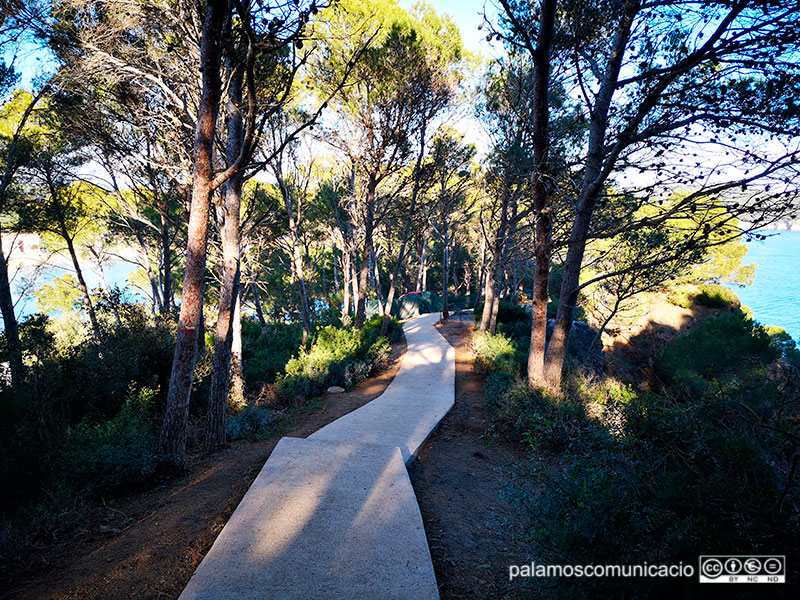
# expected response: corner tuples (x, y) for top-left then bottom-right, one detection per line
(741, 221), (800, 232)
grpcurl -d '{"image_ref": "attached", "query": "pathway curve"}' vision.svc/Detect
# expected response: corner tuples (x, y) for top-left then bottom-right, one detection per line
(180, 312), (454, 600)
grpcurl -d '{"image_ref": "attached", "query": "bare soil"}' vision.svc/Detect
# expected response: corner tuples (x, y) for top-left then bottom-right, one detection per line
(408, 317), (538, 599)
(4, 338), (406, 600)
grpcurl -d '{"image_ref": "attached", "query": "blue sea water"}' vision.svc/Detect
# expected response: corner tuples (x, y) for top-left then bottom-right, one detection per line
(5, 261), (141, 326)
(726, 230), (800, 342)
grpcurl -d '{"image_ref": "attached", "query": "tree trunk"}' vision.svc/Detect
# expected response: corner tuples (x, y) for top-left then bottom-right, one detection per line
(543, 5), (635, 389)
(354, 177), (376, 329)
(442, 227), (449, 321)
(230, 283), (244, 406)
(480, 187), (511, 333)
(134, 227), (162, 315)
(332, 246), (340, 290)
(206, 51), (244, 452)
(355, 236), (371, 328)
(477, 233), (486, 304)
(161, 211), (173, 314)
(160, 0), (227, 467)
(0, 82), (51, 386)
(0, 229), (24, 385)
(382, 123), (427, 334)
(479, 263), (495, 333)
(63, 232), (102, 340)
(243, 254), (266, 331)
(283, 183), (312, 346)
(341, 246), (351, 320)
(416, 231), (428, 292)
(526, 0), (556, 387)
(371, 247), (384, 317)
(489, 267), (502, 335)
(350, 248), (359, 318)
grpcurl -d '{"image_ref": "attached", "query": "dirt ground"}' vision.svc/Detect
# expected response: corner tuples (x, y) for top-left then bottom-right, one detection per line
(409, 317), (538, 600)
(4, 339), (406, 600)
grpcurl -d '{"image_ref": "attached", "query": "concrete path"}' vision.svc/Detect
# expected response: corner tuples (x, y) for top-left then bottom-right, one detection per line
(310, 312), (455, 462)
(180, 312), (454, 600)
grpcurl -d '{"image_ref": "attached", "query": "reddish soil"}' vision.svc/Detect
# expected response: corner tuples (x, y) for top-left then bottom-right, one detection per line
(408, 317), (538, 599)
(4, 339), (406, 600)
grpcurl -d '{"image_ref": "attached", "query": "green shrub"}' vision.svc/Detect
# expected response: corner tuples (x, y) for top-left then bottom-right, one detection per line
(471, 331), (519, 376)
(657, 310), (777, 388)
(666, 286), (695, 308)
(472, 300), (529, 325)
(361, 314), (403, 344)
(484, 370), (515, 414)
(226, 404), (280, 441)
(62, 386), (159, 494)
(276, 316), (396, 402)
(764, 325), (800, 366)
(515, 386), (798, 597)
(693, 283), (741, 308)
(242, 321), (303, 386)
(500, 312), (800, 597)
(0, 305), (175, 516)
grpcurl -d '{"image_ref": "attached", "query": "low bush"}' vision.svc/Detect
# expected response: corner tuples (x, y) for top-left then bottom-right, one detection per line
(63, 386), (159, 494)
(241, 320), (304, 387)
(764, 325), (800, 366)
(276, 315), (397, 402)
(471, 331), (519, 376)
(472, 300), (529, 325)
(487, 309), (800, 597)
(226, 404), (280, 441)
(0, 304), (175, 516)
(693, 283), (741, 308)
(657, 310), (778, 391)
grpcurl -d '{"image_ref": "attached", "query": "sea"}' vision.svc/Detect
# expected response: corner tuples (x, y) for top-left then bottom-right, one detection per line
(726, 230), (800, 341)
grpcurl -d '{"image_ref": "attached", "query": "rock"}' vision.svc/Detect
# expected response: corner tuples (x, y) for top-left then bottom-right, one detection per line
(327, 385), (345, 394)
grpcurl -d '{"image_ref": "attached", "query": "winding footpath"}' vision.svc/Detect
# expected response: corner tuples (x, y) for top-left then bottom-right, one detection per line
(180, 312), (455, 599)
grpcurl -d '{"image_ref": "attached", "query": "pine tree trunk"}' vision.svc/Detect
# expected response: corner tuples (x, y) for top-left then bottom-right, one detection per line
(161, 211), (173, 314)
(160, 0), (226, 467)
(341, 246), (351, 320)
(64, 232), (102, 340)
(489, 269), (502, 335)
(206, 50), (244, 451)
(230, 284), (244, 406)
(371, 247), (384, 317)
(354, 177), (376, 329)
(355, 239), (371, 328)
(0, 82), (50, 386)
(526, 0), (556, 387)
(543, 2), (635, 389)
(479, 264), (495, 333)
(286, 190), (312, 346)
(382, 124), (427, 334)
(243, 254), (266, 331)
(350, 249), (359, 317)
(0, 229), (24, 385)
(416, 231), (428, 292)
(480, 187), (511, 333)
(442, 227), (449, 321)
